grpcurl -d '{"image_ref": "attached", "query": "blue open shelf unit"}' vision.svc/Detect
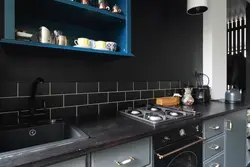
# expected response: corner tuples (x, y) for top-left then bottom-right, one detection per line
(1, 0), (133, 57)
(0, 39), (134, 57)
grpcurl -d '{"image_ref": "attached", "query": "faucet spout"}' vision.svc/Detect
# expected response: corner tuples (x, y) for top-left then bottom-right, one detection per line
(29, 77), (44, 116)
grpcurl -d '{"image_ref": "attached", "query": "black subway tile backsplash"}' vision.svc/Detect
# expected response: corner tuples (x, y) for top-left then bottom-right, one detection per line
(154, 90), (165, 98)
(148, 99), (156, 105)
(160, 81), (171, 89)
(0, 81), (184, 123)
(0, 83), (17, 97)
(89, 93), (107, 104)
(171, 81), (180, 89)
(118, 82), (133, 91)
(99, 103), (117, 118)
(37, 96), (63, 109)
(19, 82), (49, 96)
(0, 97), (29, 112)
(0, 112), (18, 126)
(78, 82), (98, 93)
(141, 91), (153, 99)
(109, 92), (125, 102)
(126, 91), (140, 101)
(78, 105), (98, 121)
(51, 107), (76, 119)
(148, 82), (159, 90)
(134, 82), (147, 90)
(134, 100), (147, 108)
(118, 101), (133, 111)
(51, 83), (76, 94)
(64, 94), (87, 106)
(99, 82), (117, 92)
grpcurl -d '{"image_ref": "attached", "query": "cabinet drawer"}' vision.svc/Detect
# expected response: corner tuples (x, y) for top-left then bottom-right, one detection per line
(203, 117), (224, 139)
(91, 137), (151, 167)
(47, 156), (86, 167)
(203, 135), (224, 161)
(204, 153), (224, 167)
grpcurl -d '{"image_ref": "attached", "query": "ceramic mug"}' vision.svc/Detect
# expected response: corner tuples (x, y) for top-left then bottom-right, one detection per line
(74, 38), (90, 48)
(95, 41), (107, 50)
(57, 35), (68, 46)
(39, 26), (51, 43)
(106, 41), (117, 51)
(81, 0), (89, 5)
(89, 40), (96, 49)
(112, 4), (122, 13)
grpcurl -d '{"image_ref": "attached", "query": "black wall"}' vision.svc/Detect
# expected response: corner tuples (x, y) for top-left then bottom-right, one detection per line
(0, 0), (203, 83)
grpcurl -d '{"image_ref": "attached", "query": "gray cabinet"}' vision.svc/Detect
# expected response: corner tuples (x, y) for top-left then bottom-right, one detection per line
(91, 137), (152, 167)
(47, 156), (86, 167)
(224, 110), (247, 167)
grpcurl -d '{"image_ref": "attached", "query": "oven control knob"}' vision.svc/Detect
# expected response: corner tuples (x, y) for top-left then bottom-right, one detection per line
(179, 129), (186, 136)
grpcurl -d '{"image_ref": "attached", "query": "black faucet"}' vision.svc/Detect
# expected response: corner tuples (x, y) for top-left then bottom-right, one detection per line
(29, 77), (44, 116)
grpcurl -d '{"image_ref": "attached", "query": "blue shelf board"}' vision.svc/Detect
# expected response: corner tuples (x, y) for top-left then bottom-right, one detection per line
(54, 0), (126, 20)
(0, 39), (134, 57)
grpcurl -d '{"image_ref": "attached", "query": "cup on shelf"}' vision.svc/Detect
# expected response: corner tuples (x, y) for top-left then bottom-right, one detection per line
(89, 39), (96, 49)
(81, 0), (89, 5)
(57, 35), (68, 46)
(112, 4), (122, 13)
(95, 41), (108, 50)
(106, 41), (117, 51)
(74, 38), (90, 48)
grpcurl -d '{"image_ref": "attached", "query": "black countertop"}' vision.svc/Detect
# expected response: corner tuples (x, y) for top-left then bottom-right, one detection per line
(1, 101), (249, 167)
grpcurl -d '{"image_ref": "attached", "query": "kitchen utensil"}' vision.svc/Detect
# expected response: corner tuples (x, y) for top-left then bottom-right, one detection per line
(95, 41), (108, 50)
(98, 0), (110, 10)
(112, 4), (122, 13)
(81, 0), (89, 5)
(57, 35), (68, 46)
(106, 41), (117, 51)
(182, 88), (194, 106)
(38, 26), (51, 43)
(74, 38), (90, 48)
(225, 85), (242, 103)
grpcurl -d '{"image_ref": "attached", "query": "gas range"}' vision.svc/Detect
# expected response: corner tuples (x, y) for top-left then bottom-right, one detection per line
(120, 105), (201, 127)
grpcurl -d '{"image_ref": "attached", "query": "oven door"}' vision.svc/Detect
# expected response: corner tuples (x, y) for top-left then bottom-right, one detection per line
(155, 135), (204, 167)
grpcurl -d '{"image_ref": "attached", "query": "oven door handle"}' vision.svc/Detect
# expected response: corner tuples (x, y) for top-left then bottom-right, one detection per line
(156, 136), (205, 160)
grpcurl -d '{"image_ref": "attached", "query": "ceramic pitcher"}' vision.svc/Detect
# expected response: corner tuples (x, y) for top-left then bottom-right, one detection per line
(182, 88), (194, 105)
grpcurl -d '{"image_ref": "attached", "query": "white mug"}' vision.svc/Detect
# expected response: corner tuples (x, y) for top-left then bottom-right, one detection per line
(39, 26), (51, 43)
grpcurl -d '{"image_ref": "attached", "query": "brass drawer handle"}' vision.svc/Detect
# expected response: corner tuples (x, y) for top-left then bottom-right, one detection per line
(115, 157), (135, 166)
(209, 162), (220, 167)
(226, 120), (232, 131)
(209, 144), (220, 150)
(156, 136), (204, 160)
(209, 126), (220, 130)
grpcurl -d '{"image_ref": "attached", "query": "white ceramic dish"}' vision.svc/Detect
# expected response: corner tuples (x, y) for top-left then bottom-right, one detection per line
(94, 48), (109, 51)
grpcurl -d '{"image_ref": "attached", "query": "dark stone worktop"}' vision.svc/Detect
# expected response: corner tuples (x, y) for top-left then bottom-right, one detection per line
(1, 101), (249, 167)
